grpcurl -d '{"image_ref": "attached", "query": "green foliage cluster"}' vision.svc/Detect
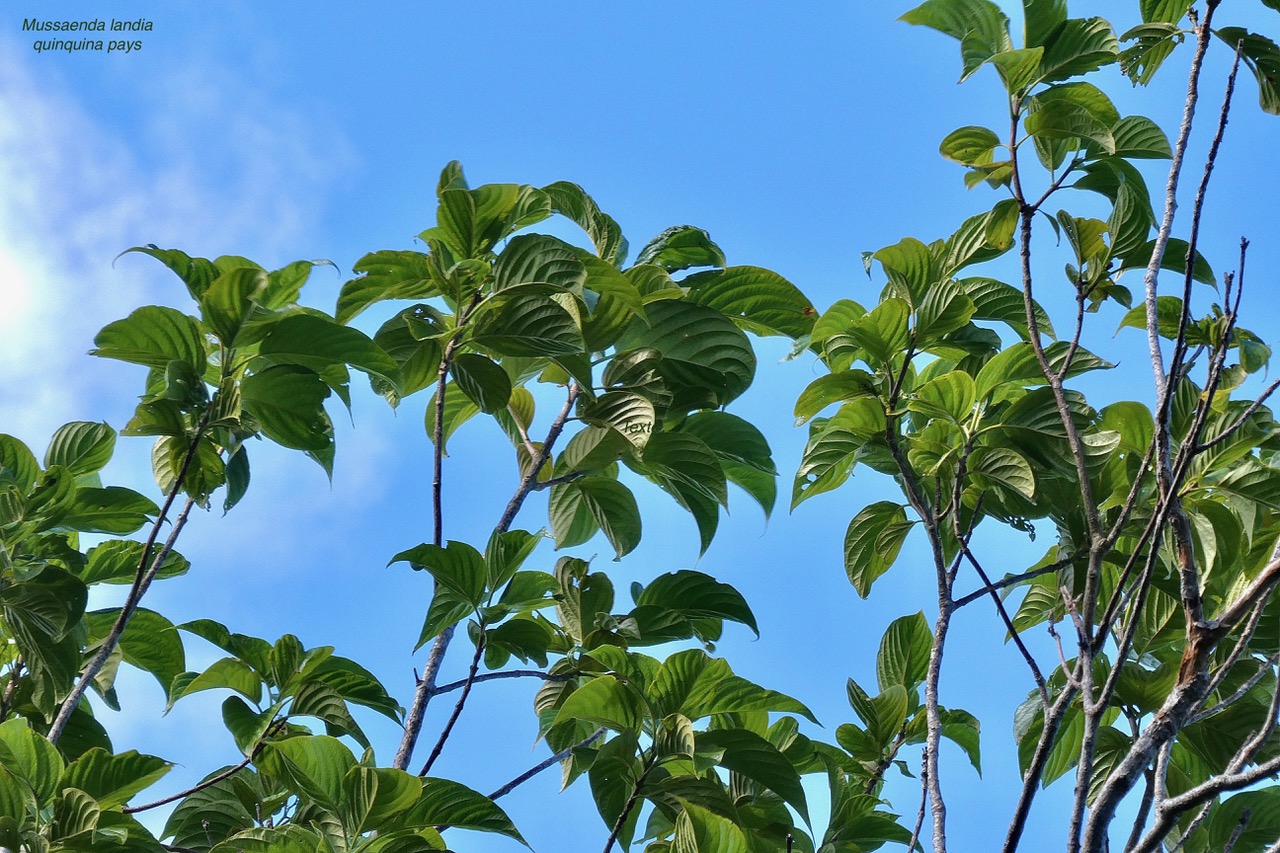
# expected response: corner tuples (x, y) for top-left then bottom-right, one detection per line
(2, 1), (1280, 852)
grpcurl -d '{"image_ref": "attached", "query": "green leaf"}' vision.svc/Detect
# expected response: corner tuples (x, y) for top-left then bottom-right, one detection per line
(92, 306), (207, 374)
(389, 541), (486, 607)
(940, 125), (1002, 167)
(556, 676), (640, 732)
(307, 656), (401, 722)
(449, 353), (512, 414)
(59, 749), (171, 810)
(1024, 95), (1115, 155)
(1037, 17), (1119, 83)
(648, 650), (817, 723)
(241, 366), (333, 453)
(672, 803), (749, 853)
(268, 735), (355, 813)
(258, 314), (401, 391)
(683, 266), (816, 339)
(337, 251), (438, 325)
(697, 728), (808, 821)
(1120, 22), (1184, 85)
(59, 486), (158, 535)
(940, 708), (983, 775)
(795, 370), (877, 425)
(52, 787), (99, 840)
(634, 431), (728, 554)
(636, 571), (758, 637)
(543, 181), (628, 266)
(849, 298), (910, 365)
(372, 308), (444, 407)
(969, 446), (1037, 500)
(167, 657), (263, 709)
(0, 718), (65, 801)
(44, 422), (116, 477)
(1216, 28), (1280, 115)
(580, 255), (646, 351)
(163, 767), (258, 851)
(581, 391), (656, 450)
(619, 300), (756, 407)
(224, 445), (249, 513)
(678, 411), (777, 517)
(1140, 0), (1192, 24)
(963, 276), (1056, 340)
(494, 233), (587, 293)
(1120, 237), (1215, 285)
(115, 607), (186, 694)
(0, 435), (39, 492)
(901, 0), (1013, 81)
(424, 381), (480, 455)
(403, 778), (524, 843)
(844, 502), (914, 598)
(876, 612), (932, 691)
(873, 238), (934, 304)
(975, 340), (1112, 397)
(551, 477), (642, 560)
(201, 268), (268, 346)
(635, 226), (726, 272)
(1023, 0), (1067, 48)
(472, 292), (584, 357)
(342, 766), (422, 835)
(908, 370), (977, 424)
(210, 826), (325, 853)
(121, 246), (220, 301)
(792, 399), (884, 509)
(992, 47), (1047, 94)
(1111, 115), (1172, 158)
(217, 697), (267, 754)
(81, 540), (188, 587)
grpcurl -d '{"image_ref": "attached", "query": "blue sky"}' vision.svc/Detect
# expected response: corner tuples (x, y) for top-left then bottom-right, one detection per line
(3, 2), (1280, 851)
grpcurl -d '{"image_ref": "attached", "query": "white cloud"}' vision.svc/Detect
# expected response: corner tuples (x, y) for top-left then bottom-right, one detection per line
(0, 36), (355, 446)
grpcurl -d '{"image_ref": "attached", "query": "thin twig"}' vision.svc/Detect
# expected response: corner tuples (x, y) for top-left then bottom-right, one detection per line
(123, 757), (252, 814)
(431, 669), (575, 697)
(953, 558), (1072, 609)
(49, 493), (198, 743)
(488, 727), (606, 800)
(1140, 3), (1220, 398)
(602, 754), (656, 853)
(396, 381), (581, 771)
(418, 636), (485, 776)
(962, 547), (1050, 708)
(907, 747), (929, 853)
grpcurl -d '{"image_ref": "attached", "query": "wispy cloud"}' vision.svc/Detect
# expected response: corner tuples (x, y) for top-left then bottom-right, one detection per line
(0, 37), (355, 445)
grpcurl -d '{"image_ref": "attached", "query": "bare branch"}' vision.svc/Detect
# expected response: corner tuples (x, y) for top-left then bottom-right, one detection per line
(396, 381), (581, 771)
(1140, 2), (1221, 399)
(953, 558), (1071, 609)
(49, 493), (198, 743)
(962, 548), (1049, 708)
(907, 747), (930, 853)
(488, 727), (606, 801)
(1004, 687), (1078, 852)
(431, 669), (575, 697)
(124, 757), (252, 814)
(419, 636), (485, 776)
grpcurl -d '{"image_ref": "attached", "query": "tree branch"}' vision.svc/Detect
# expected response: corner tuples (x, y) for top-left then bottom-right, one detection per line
(49, 485), (198, 744)
(1141, 2), (1220, 399)
(487, 727), (606, 801)
(953, 558), (1072, 609)
(123, 757), (252, 814)
(431, 669), (575, 697)
(418, 635), (485, 776)
(962, 547), (1049, 708)
(395, 381), (581, 771)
